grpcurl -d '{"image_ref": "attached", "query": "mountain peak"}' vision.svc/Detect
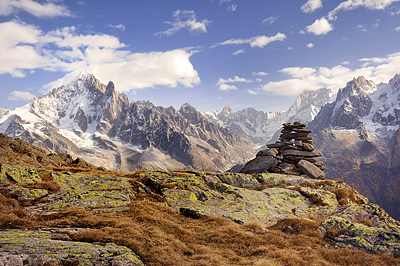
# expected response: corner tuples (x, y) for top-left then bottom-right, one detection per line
(221, 105), (233, 116)
(347, 76), (376, 95)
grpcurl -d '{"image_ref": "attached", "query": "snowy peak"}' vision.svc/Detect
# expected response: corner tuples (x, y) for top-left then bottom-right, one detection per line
(287, 88), (332, 121)
(349, 76), (377, 95)
(331, 76), (374, 122)
(221, 105), (234, 117)
(367, 74), (400, 127)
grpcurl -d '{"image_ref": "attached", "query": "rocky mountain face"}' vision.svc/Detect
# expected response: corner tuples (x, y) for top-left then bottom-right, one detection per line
(0, 72), (254, 172)
(309, 75), (400, 220)
(205, 87), (332, 149)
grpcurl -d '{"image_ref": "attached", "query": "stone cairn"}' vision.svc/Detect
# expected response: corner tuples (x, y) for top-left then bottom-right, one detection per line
(240, 121), (325, 179)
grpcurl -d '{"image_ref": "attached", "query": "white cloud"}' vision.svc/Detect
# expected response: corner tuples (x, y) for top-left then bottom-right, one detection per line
(106, 24), (126, 31)
(219, 84), (238, 91)
(0, 21), (46, 77)
(228, 4), (238, 11)
(307, 43), (315, 48)
(250, 52), (400, 96)
(395, 26), (400, 31)
(0, 0), (72, 17)
(262, 16), (278, 25)
(216, 75), (252, 91)
(328, 0), (400, 20)
(42, 49), (201, 93)
(0, 20), (200, 93)
(305, 17), (333, 35)
(280, 67), (316, 78)
(250, 33), (287, 48)
(358, 24), (368, 32)
(287, 46), (294, 50)
(7, 90), (36, 101)
(233, 49), (244, 55)
(155, 10), (211, 36)
(212, 33), (286, 48)
(301, 0), (323, 13)
(253, 71), (268, 76)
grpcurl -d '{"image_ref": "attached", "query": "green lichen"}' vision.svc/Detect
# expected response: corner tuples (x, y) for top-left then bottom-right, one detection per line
(6, 186), (48, 202)
(0, 164), (41, 185)
(25, 172), (135, 214)
(0, 229), (144, 265)
(300, 186), (339, 207)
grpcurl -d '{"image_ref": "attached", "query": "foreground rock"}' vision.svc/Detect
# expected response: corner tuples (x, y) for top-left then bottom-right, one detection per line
(133, 170), (399, 257)
(0, 162), (399, 258)
(0, 229), (143, 266)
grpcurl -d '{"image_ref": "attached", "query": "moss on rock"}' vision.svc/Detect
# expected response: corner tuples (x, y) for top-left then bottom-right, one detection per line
(0, 164), (41, 185)
(0, 229), (144, 265)
(6, 186), (48, 202)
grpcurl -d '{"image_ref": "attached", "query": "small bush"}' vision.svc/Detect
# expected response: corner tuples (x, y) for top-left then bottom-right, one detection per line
(326, 228), (349, 239)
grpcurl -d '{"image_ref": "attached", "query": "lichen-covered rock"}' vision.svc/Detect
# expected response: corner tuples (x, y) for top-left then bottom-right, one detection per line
(215, 172), (260, 189)
(257, 172), (317, 186)
(25, 171), (135, 214)
(299, 186), (338, 207)
(141, 171), (312, 225)
(0, 164), (41, 185)
(0, 229), (144, 265)
(318, 204), (400, 257)
(6, 186), (48, 202)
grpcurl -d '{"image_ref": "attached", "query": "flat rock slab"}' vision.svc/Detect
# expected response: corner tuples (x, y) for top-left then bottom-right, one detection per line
(239, 156), (278, 174)
(298, 159), (325, 179)
(0, 229), (143, 266)
(26, 172), (135, 214)
(0, 165), (137, 214)
(282, 150), (322, 158)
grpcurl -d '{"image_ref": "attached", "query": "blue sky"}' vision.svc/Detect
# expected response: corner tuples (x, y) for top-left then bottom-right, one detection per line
(1, 0), (400, 113)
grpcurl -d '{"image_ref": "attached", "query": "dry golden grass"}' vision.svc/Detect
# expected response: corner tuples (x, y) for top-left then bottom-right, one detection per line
(5, 200), (391, 266)
(1, 180), (400, 265)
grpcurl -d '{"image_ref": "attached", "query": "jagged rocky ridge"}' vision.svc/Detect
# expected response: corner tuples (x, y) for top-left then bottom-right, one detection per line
(0, 134), (399, 264)
(204, 87), (333, 148)
(308, 75), (400, 220)
(0, 72), (254, 172)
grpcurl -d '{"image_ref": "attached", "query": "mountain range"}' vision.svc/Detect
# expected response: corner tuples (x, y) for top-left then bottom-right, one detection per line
(0, 72), (254, 173)
(1, 72), (400, 220)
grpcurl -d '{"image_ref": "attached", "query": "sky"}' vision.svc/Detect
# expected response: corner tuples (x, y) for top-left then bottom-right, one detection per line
(1, 0), (400, 113)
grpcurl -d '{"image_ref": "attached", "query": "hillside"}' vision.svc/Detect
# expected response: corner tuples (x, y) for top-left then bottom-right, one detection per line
(1, 134), (400, 265)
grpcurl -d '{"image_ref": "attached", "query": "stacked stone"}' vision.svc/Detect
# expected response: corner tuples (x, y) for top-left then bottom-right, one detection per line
(240, 121), (325, 179)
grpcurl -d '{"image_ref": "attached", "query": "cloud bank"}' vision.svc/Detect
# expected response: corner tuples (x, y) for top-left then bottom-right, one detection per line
(0, 20), (200, 93)
(251, 52), (400, 96)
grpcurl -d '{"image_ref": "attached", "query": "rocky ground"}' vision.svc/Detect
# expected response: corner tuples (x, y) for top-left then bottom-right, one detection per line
(0, 134), (400, 265)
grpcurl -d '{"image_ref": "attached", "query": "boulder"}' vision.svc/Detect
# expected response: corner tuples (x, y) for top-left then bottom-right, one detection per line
(239, 156), (278, 174)
(298, 159), (325, 179)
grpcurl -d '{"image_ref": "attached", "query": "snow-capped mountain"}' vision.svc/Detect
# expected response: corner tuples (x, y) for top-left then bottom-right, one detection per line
(204, 87), (333, 149)
(0, 72), (255, 172)
(309, 75), (400, 220)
